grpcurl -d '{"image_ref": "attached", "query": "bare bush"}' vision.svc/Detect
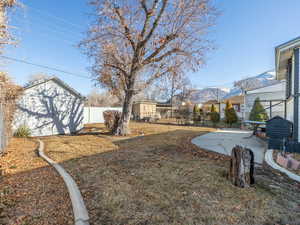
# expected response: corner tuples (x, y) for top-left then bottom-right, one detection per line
(86, 90), (122, 107)
(103, 110), (122, 133)
(0, 72), (22, 154)
(0, 0), (18, 53)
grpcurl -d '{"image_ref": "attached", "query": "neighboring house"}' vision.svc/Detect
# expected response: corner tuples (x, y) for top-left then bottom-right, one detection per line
(202, 97), (244, 120)
(275, 37), (300, 143)
(132, 100), (157, 120)
(220, 95), (244, 120)
(13, 77), (85, 137)
(156, 102), (173, 118)
(244, 81), (286, 120)
(202, 100), (220, 113)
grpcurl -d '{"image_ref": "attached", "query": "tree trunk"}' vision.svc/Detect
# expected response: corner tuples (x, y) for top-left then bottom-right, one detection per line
(114, 89), (134, 136)
(229, 145), (255, 188)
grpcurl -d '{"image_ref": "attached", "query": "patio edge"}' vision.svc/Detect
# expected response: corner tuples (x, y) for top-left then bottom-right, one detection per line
(37, 139), (90, 225)
(265, 149), (300, 182)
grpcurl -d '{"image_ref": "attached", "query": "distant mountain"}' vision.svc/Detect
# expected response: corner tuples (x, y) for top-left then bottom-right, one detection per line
(190, 87), (229, 103)
(223, 70), (278, 99)
(190, 70), (278, 103)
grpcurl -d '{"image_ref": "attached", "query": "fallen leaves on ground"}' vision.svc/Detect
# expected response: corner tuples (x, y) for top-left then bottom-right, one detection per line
(43, 122), (300, 225)
(0, 138), (73, 225)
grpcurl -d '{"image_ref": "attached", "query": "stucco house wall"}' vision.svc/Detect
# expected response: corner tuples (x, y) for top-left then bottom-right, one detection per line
(132, 101), (157, 119)
(13, 78), (85, 137)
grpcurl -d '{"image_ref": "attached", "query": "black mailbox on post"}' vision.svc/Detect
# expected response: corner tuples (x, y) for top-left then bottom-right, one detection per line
(266, 116), (293, 150)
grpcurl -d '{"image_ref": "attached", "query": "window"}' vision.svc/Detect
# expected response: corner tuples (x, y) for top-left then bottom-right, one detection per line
(233, 104), (240, 112)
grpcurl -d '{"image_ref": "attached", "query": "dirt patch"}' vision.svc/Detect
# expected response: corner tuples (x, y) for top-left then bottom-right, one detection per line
(43, 123), (300, 225)
(0, 138), (73, 225)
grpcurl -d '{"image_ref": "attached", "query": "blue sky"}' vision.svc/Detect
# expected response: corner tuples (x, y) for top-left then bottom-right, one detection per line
(2, 0), (300, 95)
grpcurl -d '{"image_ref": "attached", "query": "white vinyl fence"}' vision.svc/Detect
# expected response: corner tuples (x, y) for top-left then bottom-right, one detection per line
(83, 107), (122, 124)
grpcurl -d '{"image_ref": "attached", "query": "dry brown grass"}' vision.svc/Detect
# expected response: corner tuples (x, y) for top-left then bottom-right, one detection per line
(0, 138), (73, 225)
(42, 122), (300, 225)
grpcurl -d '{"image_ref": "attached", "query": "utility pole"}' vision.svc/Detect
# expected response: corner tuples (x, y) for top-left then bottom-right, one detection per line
(217, 88), (221, 114)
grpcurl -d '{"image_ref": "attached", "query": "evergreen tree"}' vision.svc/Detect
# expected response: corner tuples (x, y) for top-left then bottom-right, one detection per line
(211, 104), (217, 113)
(225, 100), (238, 127)
(249, 97), (269, 121)
(193, 104), (201, 122)
(210, 111), (220, 127)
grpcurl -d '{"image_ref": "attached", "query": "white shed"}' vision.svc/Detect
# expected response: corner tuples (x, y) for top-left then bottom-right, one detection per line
(13, 77), (85, 137)
(244, 81), (286, 120)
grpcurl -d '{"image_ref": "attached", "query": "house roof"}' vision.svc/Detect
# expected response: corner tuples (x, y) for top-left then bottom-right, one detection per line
(222, 95), (244, 104)
(203, 100), (219, 105)
(24, 76), (85, 100)
(275, 36), (300, 80)
(133, 100), (157, 105)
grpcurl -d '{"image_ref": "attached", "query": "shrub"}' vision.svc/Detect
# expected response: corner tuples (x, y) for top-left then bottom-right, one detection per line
(211, 104), (217, 113)
(193, 104), (201, 122)
(103, 110), (122, 133)
(210, 111), (220, 127)
(249, 97), (269, 121)
(0, 72), (22, 153)
(225, 100), (238, 127)
(14, 125), (31, 138)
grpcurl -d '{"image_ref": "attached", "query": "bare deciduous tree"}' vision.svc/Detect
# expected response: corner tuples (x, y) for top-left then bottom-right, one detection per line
(86, 89), (122, 107)
(26, 73), (51, 86)
(81, 0), (217, 135)
(0, 0), (17, 53)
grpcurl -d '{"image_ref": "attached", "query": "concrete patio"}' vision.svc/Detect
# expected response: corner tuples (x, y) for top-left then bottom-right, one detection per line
(192, 129), (266, 164)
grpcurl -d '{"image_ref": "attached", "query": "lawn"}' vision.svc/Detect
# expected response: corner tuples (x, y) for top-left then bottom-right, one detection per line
(40, 122), (300, 225)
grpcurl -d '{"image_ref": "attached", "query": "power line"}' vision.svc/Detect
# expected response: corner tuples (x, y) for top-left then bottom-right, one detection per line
(23, 4), (86, 30)
(13, 15), (84, 41)
(1, 55), (90, 79)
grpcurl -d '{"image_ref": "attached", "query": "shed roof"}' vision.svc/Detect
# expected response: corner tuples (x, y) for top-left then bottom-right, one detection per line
(24, 76), (85, 100)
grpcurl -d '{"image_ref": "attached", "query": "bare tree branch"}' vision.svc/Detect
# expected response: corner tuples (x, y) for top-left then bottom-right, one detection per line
(139, 0), (168, 47)
(114, 6), (136, 51)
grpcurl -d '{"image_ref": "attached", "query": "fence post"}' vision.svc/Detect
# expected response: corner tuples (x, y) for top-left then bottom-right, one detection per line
(269, 101), (272, 118)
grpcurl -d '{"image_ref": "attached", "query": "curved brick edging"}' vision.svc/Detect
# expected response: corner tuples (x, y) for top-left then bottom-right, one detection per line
(265, 149), (300, 183)
(37, 140), (90, 225)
